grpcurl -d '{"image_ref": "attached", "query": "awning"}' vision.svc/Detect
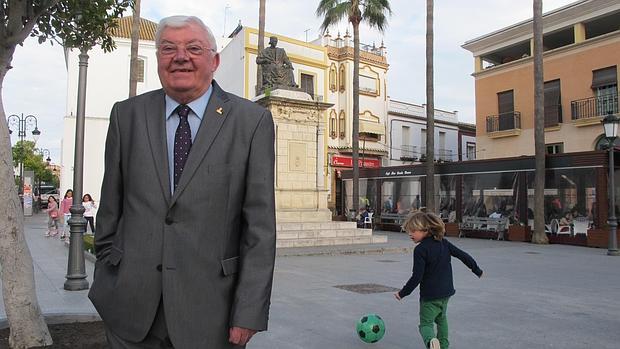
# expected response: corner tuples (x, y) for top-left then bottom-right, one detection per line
(359, 121), (385, 135)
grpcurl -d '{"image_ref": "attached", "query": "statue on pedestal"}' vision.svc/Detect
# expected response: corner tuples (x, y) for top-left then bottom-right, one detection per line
(256, 36), (298, 93)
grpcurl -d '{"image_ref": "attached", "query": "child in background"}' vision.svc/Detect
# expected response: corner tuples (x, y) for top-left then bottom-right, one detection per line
(46, 196), (60, 237)
(59, 189), (73, 240)
(394, 211), (483, 349)
(82, 193), (97, 234)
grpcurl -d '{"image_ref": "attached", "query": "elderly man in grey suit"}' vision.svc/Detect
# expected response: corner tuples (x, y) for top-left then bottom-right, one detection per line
(88, 15), (276, 348)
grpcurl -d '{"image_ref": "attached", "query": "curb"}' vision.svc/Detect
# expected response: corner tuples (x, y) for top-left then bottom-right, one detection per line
(0, 313), (101, 330)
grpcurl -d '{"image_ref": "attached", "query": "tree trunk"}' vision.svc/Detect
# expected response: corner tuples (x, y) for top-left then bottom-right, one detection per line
(425, 0), (436, 212)
(0, 53), (52, 348)
(352, 22), (360, 216)
(256, 0), (266, 96)
(128, 0), (141, 98)
(532, 0), (548, 244)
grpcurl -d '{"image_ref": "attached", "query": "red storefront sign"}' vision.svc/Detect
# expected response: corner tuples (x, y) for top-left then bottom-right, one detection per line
(331, 155), (380, 168)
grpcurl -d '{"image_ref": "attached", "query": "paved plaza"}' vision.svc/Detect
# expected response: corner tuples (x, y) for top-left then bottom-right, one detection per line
(1, 213), (619, 348)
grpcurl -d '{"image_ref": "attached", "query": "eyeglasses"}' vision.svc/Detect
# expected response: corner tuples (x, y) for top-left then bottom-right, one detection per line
(158, 43), (217, 57)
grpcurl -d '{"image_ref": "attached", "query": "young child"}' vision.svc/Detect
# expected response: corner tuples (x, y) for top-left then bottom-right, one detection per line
(59, 189), (73, 240)
(46, 196), (60, 237)
(394, 211), (483, 349)
(82, 194), (97, 234)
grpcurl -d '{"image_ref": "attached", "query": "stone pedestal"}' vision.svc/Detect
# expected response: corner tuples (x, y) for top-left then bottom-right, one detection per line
(255, 89), (332, 223)
(255, 90), (387, 247)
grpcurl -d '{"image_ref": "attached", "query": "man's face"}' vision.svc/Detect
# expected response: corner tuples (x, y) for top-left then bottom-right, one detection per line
(269, 37), (277, 47)
(157, 22), (220, 103)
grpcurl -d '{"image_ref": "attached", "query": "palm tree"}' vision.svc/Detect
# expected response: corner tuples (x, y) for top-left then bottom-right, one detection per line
(257, 0), (266, 95)
(532, 0), (548, 244)
(129, 0), (141, 97)
(316, 0), (391, 216)
(425, 0), (436, 212)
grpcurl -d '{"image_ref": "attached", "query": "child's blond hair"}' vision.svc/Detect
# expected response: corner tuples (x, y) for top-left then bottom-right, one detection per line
(402, 211), (445, 240)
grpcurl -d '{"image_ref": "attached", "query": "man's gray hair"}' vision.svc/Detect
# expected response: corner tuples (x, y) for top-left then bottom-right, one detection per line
(155, 16), (217, 50)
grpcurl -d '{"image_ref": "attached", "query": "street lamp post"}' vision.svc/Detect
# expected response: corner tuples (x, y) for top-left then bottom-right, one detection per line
(64, 48), (90, 291)
(37, 148), (51, 212)
(7, 113), (41, 201)
(602, 111), (620, 256)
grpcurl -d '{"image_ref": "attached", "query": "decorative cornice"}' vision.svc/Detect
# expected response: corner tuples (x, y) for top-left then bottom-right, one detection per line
(327, 46), (388, 69)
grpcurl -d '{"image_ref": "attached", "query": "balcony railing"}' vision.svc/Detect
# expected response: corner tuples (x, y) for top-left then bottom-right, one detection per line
(437, 149), (454, 162)
(544, 104), (562, 127)
(571, 94), (618, 120)
(400, 145), (417, 161)
(486, 111), (522, 133)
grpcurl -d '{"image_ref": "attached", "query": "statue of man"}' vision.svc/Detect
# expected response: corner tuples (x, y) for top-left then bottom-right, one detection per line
(256, 36), (297, 91)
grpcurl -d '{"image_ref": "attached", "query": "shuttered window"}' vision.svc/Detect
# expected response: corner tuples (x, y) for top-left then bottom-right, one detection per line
(497, 90), (515, 130)
(544, 79), (562, 126)
(592, 66), (617, 89)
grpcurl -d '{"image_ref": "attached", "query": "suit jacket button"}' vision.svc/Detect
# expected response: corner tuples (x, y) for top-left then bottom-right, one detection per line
(156, 264), (162, 272)
(165, 218), (173, 225)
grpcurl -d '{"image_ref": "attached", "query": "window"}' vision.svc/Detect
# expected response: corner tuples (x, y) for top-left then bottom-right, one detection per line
(339, 64), (346, 92)
(301, 73), (314, 98)
(401, 126), (413, 160)
(339, 111), (346, 139)
(136, 57), (145, 83)
(466, 142), (476, 160)
(329, 64), (337, 92)
(360, 75), (377, 94)
(544, 80), (562, 126)
(420, 129), (427, 158)
(592, 66), (618, 116)
(329, 110), (337, 139)
(497, 90), (515, 130)
(546, 143), (564, 154)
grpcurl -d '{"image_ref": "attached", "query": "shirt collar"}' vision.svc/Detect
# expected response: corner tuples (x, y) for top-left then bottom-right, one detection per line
(165, 84), (213, 120)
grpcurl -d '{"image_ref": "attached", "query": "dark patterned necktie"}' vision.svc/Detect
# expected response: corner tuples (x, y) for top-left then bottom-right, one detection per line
(174, 104), (192, 190)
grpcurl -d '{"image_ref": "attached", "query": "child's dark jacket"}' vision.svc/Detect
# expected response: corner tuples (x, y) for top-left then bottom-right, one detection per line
(399, 237), (483, 301)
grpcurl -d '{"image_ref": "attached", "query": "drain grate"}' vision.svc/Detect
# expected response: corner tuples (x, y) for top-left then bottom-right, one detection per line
(376, 259), (399, 263)
(525, 251), (541, 254)
(334, 283), (400, 294)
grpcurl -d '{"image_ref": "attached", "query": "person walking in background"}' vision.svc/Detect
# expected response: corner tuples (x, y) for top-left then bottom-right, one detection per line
(45, 196), (60, 237)
(89, 16), (276, 348)
(59, 189), (73, 240)
(395, 211), (483, 349)
(82, 194), (97, 234)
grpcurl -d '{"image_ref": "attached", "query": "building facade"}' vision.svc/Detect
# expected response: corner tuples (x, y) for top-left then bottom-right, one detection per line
(61, 17), (160, 201)
(387, 99), (476, 167)
(216, 27), (390, 217)
(462, 0), (620, 160)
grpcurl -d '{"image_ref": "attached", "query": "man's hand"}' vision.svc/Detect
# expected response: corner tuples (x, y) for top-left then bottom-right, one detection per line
(229, 327), (257, 346)
(394, 292), (402, 301)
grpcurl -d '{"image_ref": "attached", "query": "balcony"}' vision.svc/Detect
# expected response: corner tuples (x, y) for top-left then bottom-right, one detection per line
(486, 111), (522, 137)
(400, 145), (418, 161)
(408, 146), (454, 163)
(571, 94), (618, 124)
(544, 105), (562, 128)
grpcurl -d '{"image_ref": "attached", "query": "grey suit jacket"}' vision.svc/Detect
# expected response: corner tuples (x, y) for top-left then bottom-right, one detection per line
(88, 82), (276, 348)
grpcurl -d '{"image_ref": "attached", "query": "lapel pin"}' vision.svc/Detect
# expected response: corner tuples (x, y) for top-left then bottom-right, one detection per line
(216, 107), (223, 115)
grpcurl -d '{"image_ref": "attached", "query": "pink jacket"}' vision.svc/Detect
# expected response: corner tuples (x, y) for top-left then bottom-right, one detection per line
(47, 201), (59, 218)
(60, 197), (72, 215)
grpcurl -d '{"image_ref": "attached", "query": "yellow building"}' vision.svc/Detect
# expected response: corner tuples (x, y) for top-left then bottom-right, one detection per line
(462, 0), (619, 159)
(216, 25), (389, 217)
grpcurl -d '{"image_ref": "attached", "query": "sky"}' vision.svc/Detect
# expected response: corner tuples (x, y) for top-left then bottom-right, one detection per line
(3, 0), (577, 163)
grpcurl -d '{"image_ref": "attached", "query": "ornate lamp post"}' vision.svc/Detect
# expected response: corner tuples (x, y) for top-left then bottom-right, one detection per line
(7, 113), (41, 199)
(602, 111), (620, 256)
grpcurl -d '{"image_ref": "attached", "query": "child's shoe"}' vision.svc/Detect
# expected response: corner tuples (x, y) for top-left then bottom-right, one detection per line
(429, 338), (440, 349)
(44, 232), (50, 237)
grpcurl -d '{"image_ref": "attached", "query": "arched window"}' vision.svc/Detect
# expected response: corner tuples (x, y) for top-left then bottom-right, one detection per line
(329, 64), (337, 92)
(339, 110), (346, 139)
(339, 64), (346, 92)
(329, 110), (337, 138)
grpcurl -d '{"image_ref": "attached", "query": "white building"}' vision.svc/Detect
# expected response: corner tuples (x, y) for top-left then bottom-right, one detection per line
(61, 17), (160, 201)
(387, 100), (476, 167)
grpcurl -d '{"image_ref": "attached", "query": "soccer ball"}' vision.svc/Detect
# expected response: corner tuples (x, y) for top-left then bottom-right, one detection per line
(356, 313), (386, 343)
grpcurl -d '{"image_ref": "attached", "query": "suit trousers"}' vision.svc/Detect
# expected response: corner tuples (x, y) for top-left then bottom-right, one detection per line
(106, 298), (173, 349)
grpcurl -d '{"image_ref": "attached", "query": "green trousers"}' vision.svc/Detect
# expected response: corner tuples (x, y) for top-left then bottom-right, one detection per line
(419, 297), (450, 349)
